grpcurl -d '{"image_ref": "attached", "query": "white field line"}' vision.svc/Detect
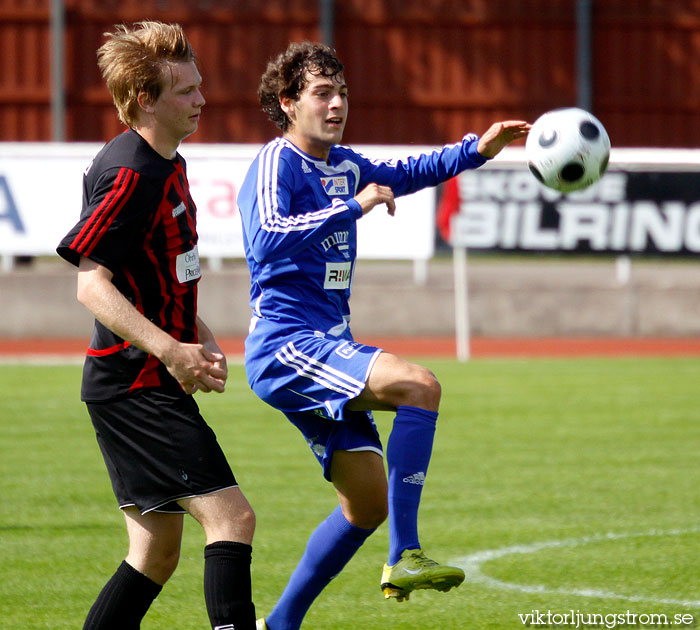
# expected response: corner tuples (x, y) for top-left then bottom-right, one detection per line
(451, 527), (700, 609)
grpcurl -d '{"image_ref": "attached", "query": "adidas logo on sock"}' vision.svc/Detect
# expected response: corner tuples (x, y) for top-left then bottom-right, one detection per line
(402, 472), (426, 485)
(214, 625), (236, 630)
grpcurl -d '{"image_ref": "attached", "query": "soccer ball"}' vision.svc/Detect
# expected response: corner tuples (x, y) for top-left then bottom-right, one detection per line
(526, 107), (611, 193)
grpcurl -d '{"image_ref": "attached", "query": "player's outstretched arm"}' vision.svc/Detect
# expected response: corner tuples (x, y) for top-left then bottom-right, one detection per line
(477, 120), (531, 158)
(76, 256), (226, 395)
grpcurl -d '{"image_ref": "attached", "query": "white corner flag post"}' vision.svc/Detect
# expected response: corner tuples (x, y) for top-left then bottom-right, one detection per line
(452, 244), (470, 362)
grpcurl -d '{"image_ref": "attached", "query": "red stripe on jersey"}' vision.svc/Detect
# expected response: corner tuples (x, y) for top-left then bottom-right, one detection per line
(122, 266), (145, 315)
(86, 341), (131, 357)
(128, 354), (163, 392)
(172, 166), (197, 338)
(70, 167), (129, 253)
(70, 168), (140, 257)
(150, 168), (192, 339)
(141, 220), (170, 332)
(174, 161), (198, 238)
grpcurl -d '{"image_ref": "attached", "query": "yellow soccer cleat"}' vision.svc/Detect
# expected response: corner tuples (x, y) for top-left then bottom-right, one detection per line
(380, 549), (465, 602)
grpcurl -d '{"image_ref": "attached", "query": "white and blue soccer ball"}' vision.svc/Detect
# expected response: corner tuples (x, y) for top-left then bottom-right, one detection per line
(526, 107), (611, 193)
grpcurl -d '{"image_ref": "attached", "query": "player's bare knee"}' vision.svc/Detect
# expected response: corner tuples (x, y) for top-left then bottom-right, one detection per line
(367, 498), (389, 529)
(343, 501), (387, 530)
(157, 548), (181, 581)
(370, 502), (389, 529)
(405, 365), (441, 411)
(214, 504), (256, 543)
(129, 546), (181, 585)
(233, 504), (256, 536)
(423, 369), (442, 409)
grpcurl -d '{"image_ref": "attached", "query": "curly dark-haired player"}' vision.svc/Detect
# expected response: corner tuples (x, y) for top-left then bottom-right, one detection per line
(237, 41), (529, 630)
(57, 21), (256, 630)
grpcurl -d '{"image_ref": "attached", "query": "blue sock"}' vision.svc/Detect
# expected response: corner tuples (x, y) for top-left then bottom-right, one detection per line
(387, 405), (438, 566)
(266, 505), (373, 630)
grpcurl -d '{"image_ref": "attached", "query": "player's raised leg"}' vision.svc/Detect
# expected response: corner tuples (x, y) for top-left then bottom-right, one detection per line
(348, 352), (465, 601)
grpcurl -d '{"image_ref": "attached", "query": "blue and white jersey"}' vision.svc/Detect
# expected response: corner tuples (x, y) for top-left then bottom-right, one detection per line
(237, 134), (488, 342)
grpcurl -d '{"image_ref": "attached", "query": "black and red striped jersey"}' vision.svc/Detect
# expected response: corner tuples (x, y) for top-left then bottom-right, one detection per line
(57, 129), (201, 401)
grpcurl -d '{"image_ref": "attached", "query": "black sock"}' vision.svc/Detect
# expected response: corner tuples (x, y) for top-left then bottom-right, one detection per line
(83, 560), (162, 630)
(204, 541), (256, 630)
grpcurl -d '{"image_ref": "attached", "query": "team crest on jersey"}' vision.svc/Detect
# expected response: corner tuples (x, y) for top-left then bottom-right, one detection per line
(320, 176), (349, 196)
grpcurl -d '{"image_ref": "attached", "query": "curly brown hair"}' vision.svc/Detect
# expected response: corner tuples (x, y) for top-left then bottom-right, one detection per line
(258, 42), (344, 132)
(97, 21), (196, 128)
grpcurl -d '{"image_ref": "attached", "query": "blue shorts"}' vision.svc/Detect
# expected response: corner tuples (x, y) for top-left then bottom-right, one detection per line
(246, 321), (382, 422)
(286, 409), (383, 481)
(245, 321), (384, 480)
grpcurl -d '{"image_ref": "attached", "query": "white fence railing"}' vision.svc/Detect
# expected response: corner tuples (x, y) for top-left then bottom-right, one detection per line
(0, 142), (437, 272)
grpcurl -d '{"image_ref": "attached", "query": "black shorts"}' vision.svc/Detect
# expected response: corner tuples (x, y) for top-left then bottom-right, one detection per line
(87, 388), (237, 514)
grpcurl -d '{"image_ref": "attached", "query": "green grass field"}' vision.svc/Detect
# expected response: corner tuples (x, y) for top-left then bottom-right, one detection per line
(2, 357), (699, 629)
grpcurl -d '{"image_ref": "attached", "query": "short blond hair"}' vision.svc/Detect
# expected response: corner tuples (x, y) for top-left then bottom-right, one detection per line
(97, 21), (195, 128)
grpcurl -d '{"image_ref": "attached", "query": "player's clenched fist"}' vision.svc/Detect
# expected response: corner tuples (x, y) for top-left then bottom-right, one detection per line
(355, 183), (396, 216)
(163, 343), (227, 394)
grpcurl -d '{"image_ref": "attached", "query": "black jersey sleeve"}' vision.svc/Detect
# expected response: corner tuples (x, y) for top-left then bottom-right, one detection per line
(57, 165), (158, 272)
